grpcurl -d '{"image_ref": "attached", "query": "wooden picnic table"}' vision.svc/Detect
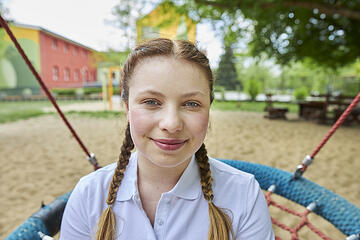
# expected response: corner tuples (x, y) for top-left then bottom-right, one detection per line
(297, 94), (360, 125)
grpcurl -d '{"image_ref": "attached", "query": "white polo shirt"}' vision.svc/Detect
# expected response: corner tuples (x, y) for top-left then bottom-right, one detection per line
(60, 152), (274, 239)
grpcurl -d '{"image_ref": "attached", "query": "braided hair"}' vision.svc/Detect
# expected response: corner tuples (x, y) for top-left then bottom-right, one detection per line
(95, 124), (134, 240)
(95, 38), (234, 240)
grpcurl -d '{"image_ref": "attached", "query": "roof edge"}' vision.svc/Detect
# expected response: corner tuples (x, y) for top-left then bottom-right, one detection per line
(9, 21), (96, 52)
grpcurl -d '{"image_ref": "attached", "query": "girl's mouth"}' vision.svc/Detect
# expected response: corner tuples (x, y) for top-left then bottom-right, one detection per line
(151, 138), (187, 151)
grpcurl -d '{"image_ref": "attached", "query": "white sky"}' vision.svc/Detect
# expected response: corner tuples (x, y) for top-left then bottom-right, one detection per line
(3, 0), (224, 67)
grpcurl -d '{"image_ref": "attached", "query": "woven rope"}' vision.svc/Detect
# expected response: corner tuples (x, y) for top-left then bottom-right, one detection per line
(6, 161), (359, 239)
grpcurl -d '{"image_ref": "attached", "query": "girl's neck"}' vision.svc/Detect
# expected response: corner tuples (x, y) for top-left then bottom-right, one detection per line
(137, 154), (192, 192)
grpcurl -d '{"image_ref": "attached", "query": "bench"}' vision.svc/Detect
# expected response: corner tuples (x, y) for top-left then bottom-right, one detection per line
(264, 94), (288, 119)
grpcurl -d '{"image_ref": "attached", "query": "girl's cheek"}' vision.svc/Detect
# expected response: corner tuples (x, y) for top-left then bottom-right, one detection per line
(189, 112), (209, 137)
(129, 109), (153, 136)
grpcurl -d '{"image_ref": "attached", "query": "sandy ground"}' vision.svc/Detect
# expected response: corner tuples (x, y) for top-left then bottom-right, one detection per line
(0, 107), (359, 239)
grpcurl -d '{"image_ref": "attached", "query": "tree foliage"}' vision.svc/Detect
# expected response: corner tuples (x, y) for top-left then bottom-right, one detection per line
(280, 59), (360, 96)
(216, 45), (240, 90)
(244, 78), (261, 101)
(236, 54), (279, 93)
(168, 0), (360, 68)
(110, 0), (157, 49)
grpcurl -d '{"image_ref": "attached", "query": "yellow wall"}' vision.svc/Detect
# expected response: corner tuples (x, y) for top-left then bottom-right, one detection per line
(137, 2), (196, 43)
(3, 25), (40, 45)
(0, 25), (40, 91)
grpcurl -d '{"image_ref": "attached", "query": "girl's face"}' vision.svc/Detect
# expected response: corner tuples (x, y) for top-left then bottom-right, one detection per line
(127, 56), (211, 168)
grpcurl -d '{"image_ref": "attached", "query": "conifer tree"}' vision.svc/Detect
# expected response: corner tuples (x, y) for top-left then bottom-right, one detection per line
(216, 45), (241, 90)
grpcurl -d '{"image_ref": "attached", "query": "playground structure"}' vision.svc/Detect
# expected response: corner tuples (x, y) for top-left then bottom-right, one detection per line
(1, 14), (360, 240)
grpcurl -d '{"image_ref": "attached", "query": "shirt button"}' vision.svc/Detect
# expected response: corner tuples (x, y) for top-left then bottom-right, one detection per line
(134, 195), (140, 201)
(157, 218), (164, 226)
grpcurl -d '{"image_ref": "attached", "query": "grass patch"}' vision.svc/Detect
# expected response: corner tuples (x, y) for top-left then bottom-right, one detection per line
(0, 110), (49, 123)
(67, 111), (125, 119)
(0, 100), (126, 124)
(0, 101), (51, 124)
(211, 100), (298, 113)
(0, 100), (114, 124)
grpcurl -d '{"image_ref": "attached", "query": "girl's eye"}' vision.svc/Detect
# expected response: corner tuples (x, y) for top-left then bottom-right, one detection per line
(185, 101), (200, 108)
(143, 99), (160, 106)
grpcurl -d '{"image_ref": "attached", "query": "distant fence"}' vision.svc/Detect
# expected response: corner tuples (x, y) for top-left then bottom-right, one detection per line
(214, 91), (294, 103)
(0, 95), (102, 102)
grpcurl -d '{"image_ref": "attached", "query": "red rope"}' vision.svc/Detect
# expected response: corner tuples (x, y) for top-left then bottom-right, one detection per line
(310, 91), (360, 158)
(265, 191), (332, 239)
(294, 91), (360, 178)
(0, 15), (100, 170)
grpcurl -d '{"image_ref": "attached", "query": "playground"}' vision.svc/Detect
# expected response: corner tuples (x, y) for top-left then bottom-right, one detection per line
(1, 0), (360, 238)
(0, 106), (359, 239)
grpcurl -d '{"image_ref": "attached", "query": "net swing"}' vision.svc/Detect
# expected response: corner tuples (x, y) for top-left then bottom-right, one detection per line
(1, 14), (359, 240)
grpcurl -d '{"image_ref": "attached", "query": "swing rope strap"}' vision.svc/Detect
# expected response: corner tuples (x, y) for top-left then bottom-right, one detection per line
(293, 91), (360, 179)
(0, 14), (100, 171)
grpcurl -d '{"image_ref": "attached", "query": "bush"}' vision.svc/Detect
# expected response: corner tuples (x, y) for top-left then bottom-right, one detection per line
(51, 88), (76, 96)
(83, 87), (102, 95)
(75, 88), (84, 98)
(294, 87), (308, 100)
(214, 85), (226, 100)
(51, 87), (119, 97)
(245, 79), (261, 101)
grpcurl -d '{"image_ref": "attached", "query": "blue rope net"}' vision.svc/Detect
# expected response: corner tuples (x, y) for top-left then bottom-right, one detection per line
(220, 159), (360, 237)
(6, 160), (360, 239)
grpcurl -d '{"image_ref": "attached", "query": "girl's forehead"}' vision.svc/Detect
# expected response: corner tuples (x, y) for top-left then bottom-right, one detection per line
(131, 56), (207, 83)
(128, 56), (210, 97)
(135, 56), (188, 71)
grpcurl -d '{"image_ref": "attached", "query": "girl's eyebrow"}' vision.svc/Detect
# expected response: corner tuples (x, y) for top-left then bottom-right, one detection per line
(138, 90), (165, 97)
(138, 90), (206, 98)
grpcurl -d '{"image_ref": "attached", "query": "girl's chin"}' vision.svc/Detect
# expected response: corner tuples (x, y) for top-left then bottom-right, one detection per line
(138, 151), (192, 169)
(149, 157), (190, 168)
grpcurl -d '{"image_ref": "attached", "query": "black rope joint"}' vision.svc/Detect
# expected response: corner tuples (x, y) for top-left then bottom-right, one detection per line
(87, 153), (99, 167)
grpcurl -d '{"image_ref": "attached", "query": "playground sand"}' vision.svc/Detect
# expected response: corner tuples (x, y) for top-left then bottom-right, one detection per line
(1, 111), (359, 239)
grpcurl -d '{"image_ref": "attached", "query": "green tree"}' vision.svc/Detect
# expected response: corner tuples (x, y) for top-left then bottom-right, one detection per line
(110, 0), (153, 49)
(244, 78), (261, 101)
(166, 0), (360, 68)
(236, 55), (279, 93)
(280, 59), (337, 94)
(216, 45), (240, 90)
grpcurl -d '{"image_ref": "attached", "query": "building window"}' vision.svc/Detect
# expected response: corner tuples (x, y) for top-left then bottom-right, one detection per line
(82, 49), (86, 57)
(52, 66), (59, 81)
(52, 39), (57, 49)
(142, 26), (160, 39)
(82, 69), (88, 82)
(74, 69), (79, 81)
(64, 68), (70, 81)
(74, 47), (78, 56)
(64, 43), (69, 53)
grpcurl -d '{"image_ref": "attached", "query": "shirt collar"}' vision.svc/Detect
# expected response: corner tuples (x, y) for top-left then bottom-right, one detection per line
(116, 152), (201, 202)
(116, 151), (138, 201)
(168, 154), (201, 200)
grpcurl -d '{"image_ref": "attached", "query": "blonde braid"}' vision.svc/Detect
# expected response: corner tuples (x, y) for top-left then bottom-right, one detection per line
(95, 123), (134, 240)
(196, 143), (235, 240)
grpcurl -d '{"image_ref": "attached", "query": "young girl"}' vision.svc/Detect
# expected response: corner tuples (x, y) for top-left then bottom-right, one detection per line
(60, 38), (274, 240)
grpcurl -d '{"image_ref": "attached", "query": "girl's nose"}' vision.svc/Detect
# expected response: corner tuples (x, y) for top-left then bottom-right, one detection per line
(159, 107), (183, 133)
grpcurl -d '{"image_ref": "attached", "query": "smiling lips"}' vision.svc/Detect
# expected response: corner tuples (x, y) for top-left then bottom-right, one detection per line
(151, 138), (187, 151)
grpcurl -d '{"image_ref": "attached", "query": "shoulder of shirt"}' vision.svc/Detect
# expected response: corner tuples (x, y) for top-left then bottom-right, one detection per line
(208, 156), (255, 181)
(76, 162), (117, 189)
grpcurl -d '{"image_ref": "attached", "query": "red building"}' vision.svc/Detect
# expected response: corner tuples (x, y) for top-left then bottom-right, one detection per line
(38, 26), (97, 89)
(0, 23), (97, 95)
